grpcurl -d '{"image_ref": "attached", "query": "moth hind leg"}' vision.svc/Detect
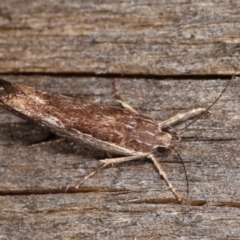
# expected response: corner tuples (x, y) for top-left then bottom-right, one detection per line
(75, 163), (106, 188)
(113, 79), (139, 114)
(75, 155), (142, 188)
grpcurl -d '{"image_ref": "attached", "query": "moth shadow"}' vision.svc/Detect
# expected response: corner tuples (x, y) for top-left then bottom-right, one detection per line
(0, 122), (51, 145)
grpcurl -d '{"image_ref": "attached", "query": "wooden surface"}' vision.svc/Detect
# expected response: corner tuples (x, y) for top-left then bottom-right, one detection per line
(0, 1), (240, 239)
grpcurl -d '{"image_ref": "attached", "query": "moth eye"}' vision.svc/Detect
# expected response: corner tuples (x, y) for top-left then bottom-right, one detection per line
(156, 146), (168, 153)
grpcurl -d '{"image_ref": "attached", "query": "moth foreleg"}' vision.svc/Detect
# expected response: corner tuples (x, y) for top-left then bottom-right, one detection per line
(158, 108), (207, 128)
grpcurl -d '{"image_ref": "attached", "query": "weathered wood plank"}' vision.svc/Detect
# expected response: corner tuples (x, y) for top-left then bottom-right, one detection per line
(0, 76), (239, 239)
(0, 0), (239, 74)
(0, 0), (240, 239)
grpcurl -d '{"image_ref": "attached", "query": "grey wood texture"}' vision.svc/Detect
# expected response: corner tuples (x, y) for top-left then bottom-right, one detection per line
(0, 1), (240, 240)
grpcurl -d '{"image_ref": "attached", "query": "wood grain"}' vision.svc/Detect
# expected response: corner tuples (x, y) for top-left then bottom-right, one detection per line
(0, 0), (239, 75)
(0, 1), (240, 239)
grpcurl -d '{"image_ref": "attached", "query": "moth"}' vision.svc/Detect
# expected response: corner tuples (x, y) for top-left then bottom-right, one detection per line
(0, 78), (233, 202)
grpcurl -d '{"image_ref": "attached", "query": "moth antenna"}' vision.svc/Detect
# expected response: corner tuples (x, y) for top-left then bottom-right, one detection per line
(178, 67), (239, 132)
(173, 148), (189, 206)
(173, 66), (239, 205)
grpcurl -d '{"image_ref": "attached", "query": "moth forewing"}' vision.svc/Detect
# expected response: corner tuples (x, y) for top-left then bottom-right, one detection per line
(0, 79), (170, 154)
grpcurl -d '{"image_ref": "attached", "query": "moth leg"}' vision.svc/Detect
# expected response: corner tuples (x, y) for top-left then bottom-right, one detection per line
(75, 163), (106, 188)
(102, 154), (182, 202)
(100, 155), (143, 165)
(159, 108), (207, 128)
(147, 154), (182, 202)
(28, 136), (65, 148)
(113, 79), (139, 114)
(75, 155), (142, 188)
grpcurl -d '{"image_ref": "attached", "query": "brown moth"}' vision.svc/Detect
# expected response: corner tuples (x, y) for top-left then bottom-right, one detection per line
(0, 78), (232, 202)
